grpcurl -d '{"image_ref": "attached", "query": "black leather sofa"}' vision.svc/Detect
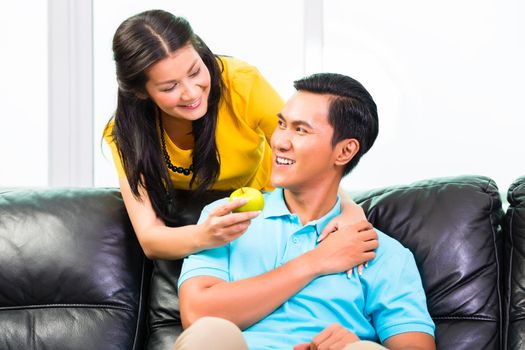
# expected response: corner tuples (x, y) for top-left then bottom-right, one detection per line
(504, 176), (525, 349)
(1, 175), (524, 350)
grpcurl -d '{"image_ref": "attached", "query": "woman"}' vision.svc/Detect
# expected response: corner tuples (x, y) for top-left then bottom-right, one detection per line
(104, 9), (367, 260)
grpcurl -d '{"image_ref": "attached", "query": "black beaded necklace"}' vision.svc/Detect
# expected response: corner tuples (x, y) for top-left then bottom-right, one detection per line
(158, 117), (193, 176)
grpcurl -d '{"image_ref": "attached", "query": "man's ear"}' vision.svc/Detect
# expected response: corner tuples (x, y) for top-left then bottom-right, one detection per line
(334, 139), (360, 166)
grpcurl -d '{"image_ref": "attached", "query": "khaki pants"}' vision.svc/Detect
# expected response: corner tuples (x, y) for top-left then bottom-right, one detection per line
(343, 341), (388, 349)
(173, 317), (387, 350)
(173, 317), (248, 350)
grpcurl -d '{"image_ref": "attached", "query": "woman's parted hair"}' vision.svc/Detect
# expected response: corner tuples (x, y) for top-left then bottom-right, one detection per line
(108, 9), (224, 224)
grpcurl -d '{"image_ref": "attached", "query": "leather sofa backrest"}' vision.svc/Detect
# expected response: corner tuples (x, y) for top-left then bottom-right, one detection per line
(0, 188), (151, 350)
(504, 176), (525, 350)
(353, 175), (504, 350)
(146, 176), (505, 349)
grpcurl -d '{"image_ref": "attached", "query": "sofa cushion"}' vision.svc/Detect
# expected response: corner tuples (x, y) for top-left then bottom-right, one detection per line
(504, 176), (525, 350)
(353, 175), (504, 350)
(146, 190), (231, 350)
(0, 188), (151, 350)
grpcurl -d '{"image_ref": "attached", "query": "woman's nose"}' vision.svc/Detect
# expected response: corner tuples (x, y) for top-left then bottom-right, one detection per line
(181, 82), (199, 101)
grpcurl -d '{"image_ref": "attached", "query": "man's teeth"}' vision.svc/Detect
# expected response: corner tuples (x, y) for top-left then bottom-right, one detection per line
(276, 156), (295, 165)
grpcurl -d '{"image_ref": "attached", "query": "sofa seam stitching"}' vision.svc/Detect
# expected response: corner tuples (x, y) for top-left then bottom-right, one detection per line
(131, 255), (147, 350)
(0, 304), (135, 311)
(355, 181), (489, 203)
(503, 208), (514, 350)
(487, 177), (504, 349)
(432, 316), (497, 321)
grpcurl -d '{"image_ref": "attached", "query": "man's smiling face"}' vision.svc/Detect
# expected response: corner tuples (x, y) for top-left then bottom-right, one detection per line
(270, 91), (339, 191)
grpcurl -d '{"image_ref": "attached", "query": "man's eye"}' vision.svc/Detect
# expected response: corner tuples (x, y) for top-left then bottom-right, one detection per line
(278, 120), (286, 128)
(296, 127), (307, 134)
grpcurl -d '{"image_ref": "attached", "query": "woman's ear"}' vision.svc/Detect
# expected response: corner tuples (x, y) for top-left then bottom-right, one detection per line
(334, 139), (360, 166)
(134, 90), (149, 100)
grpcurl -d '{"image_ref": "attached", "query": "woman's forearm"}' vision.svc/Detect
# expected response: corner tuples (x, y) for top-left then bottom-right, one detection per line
(338, 188), (367, 223)
(137, 223), (204, 259)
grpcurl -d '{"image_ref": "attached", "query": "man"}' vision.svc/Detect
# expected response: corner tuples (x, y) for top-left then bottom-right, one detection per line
(176, 73), (435, 349)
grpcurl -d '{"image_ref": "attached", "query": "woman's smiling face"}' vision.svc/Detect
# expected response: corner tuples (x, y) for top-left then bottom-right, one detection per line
(144, 43), (211, 122)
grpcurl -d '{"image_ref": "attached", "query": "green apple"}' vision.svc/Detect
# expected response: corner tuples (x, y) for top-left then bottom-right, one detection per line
(229, 187), (264, 212)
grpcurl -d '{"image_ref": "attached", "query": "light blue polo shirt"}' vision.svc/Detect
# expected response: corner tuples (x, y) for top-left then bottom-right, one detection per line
(179, 188), (434, 349)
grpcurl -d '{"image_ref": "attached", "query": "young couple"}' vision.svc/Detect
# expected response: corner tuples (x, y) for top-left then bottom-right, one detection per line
(105, 10), (435, 349)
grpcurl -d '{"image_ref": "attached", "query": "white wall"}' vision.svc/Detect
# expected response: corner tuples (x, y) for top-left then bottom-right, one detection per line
(0, 2), (48, 186)
(1, 1), (523, 193)
(324, 0), (525, 193)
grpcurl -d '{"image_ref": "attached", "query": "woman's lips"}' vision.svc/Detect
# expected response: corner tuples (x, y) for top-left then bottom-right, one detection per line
(179, 97), (201, 110)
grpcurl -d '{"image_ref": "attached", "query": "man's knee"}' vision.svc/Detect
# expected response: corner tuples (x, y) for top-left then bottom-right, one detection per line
(173, 317), (248, 350)
(343, 340), (388, 350)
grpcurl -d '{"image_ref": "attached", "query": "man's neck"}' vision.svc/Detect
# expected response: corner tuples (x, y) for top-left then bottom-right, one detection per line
(283, 177), (341, 225)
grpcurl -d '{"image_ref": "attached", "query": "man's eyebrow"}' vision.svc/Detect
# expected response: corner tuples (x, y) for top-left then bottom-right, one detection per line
(155, 59), (198, 85)
(277, 113), (313, 129)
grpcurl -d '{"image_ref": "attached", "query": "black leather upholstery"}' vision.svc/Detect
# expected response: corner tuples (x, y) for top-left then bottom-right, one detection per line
(353, 176), (504, 350)
(146, 176), (505, 349)
(0, 188), (151, 350)
(0, 176), (516, 349)
(146, 190), (230, 350)
(504, 176), (525, 350)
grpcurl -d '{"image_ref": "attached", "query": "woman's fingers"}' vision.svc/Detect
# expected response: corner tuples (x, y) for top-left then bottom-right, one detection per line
(208, 199), (261, 229)
(220, 211), (261, 227)
(210, 198), (249, 217)
(318, 223), (337, 242)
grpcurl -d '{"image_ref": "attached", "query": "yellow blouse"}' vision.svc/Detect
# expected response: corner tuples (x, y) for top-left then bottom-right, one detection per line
(104, 56), (284, 191)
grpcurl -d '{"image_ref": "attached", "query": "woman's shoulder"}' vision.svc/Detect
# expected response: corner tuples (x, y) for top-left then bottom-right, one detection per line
(102, 118), (115, 143)
(218, 56), (263, 91)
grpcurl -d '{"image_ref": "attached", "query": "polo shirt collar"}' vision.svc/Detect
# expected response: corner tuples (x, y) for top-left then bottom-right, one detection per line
(262, 188), (291, 218)
(263, 188), (341, 235)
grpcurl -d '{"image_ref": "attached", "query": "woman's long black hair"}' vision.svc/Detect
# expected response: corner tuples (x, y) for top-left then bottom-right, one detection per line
(107, 9), (223, 223)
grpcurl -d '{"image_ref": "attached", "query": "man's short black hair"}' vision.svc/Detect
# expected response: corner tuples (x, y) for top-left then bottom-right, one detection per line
(294, 73), (379, 176)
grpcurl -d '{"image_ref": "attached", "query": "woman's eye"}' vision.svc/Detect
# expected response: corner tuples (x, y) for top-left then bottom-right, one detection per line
(160, 83), (178, 92)
(190, 68), (200, 77)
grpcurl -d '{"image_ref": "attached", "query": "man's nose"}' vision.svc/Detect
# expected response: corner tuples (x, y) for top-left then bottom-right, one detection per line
(271, 129), (292, 151)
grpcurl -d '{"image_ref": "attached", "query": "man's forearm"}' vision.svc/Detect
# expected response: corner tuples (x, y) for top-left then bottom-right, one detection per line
(384, 332), (436, 350)
(180, 252), (320, 330)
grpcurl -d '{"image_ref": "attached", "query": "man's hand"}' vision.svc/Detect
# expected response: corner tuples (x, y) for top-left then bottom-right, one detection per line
(294, 323), (359, 350)
(306, 220), (378, 276)
(197, 199), (260, 249)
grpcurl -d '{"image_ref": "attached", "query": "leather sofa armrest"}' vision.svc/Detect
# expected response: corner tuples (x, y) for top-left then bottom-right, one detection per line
(504, 176), (525, 350)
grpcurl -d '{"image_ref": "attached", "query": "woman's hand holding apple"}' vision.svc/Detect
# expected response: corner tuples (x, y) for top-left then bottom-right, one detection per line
(229, 187), (265, 212)
(196, 195), (261, 250)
